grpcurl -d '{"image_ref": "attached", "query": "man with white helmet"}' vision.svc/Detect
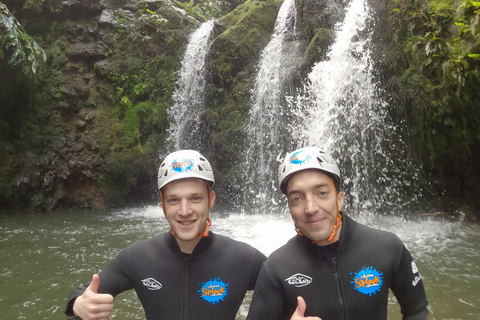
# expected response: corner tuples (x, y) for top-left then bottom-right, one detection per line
(247, 147), (429, 320)
(65, 150), (266, 320)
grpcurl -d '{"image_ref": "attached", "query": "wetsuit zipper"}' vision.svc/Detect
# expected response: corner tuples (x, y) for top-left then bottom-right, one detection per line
(184, 256), (190, 320)
(331, 256), (347, 320)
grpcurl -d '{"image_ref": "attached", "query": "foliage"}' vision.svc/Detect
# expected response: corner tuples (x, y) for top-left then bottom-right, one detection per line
(0, 3), (46, 75)
(388, 0), (480, 210)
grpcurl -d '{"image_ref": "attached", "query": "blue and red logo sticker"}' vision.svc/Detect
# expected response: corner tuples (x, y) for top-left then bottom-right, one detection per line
(351, 266), (384, 296)
(198, 278), (228, 304)
(289, 150), (312, 165)
(171, 158), (194, 173)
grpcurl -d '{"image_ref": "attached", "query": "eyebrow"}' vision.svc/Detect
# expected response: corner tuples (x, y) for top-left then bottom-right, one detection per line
(165, 192), (205, 198)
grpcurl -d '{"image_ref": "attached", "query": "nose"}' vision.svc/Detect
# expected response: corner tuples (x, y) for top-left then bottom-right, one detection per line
(178, 199), (192, 216)
(304, 195), (318, 215)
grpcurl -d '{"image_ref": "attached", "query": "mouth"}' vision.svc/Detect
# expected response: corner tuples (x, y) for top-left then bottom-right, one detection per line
(306, 217), (327, 226)
(177, 220), (196, 226)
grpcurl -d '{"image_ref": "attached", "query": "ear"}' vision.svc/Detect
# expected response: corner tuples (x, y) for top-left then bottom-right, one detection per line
(337, 191), (345, 212)
(209, 190), (216, 209)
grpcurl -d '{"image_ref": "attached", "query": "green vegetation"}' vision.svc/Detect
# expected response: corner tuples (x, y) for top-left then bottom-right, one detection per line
(0, 0), (479, 215)
(0, 3), (46, 75)
(387, 0), (480, 212)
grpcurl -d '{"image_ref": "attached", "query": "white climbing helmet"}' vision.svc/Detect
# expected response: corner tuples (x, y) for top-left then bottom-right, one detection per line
(158, 150), (214, 190)
(278, 147), (341, 194)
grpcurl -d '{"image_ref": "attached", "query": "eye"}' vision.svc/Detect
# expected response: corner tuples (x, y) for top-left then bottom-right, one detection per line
(166, 198), (178, 204)
(317, 190), (329, 197)
(289, 196), (302, 204)
(191, 195), (203, 202)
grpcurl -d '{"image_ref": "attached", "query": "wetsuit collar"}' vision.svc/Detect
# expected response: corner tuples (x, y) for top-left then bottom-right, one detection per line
(165, 231), (216, 256)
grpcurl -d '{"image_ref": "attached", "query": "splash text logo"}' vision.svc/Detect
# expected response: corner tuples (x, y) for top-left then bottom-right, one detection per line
(289, 151), (312, 165)
(198, 278), (229, 304)
(171, 158), (194, 173)
(351, 266), (384, 296)
(285, 273), (313, 287)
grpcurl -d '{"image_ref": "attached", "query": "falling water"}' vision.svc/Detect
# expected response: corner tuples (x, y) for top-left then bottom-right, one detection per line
(243, 0), (302, 212)
(289, 0), (416, 215)
(167, 20), (215, 150)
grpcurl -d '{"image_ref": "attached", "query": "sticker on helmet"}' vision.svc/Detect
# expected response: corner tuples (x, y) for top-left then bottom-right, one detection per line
(198, 278), (229, 304)
(289, 150), (312, 165)
(171, 158), (194, 173)
(351, 266), (384, 296)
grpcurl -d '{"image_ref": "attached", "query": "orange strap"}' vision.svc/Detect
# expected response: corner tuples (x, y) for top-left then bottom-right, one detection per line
(327, 178), (342, 242)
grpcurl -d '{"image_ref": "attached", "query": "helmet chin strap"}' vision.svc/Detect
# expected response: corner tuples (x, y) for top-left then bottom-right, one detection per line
(294, 178), (342, 243)
(327, 178), (342, 242)
(160, 186), (212, 238)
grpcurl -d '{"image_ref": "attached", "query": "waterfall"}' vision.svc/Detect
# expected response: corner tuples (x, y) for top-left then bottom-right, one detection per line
(243, 0), (303, 213)
(167, 20), (215, 151)
(290, 0), (417, 215)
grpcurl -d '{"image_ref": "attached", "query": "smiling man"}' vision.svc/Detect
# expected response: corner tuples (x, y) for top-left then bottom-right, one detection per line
(246, 147), (429, 320)
(65, 150), (266, 320)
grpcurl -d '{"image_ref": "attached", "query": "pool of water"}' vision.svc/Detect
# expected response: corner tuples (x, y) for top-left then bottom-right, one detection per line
(1, 206), (479, 319)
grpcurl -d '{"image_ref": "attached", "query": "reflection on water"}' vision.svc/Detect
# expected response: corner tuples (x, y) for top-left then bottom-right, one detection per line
(1, 207), (479, 319)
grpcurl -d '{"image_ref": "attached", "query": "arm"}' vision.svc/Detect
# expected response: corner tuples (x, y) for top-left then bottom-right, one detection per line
(247, 264), (284, 320)
(391, 245), (429, 320)
(248, 248), (267, 290)
(65, 246), (134, 319)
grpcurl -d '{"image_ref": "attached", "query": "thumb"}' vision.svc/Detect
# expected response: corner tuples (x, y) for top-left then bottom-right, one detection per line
(87, 274), (101, 294)
(294, 296), (307, 317)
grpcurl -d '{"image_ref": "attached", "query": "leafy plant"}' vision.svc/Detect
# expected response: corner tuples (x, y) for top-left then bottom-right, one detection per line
(0, 4), (46, 75)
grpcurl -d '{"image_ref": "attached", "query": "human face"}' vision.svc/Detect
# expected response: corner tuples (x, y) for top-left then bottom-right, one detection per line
(162, 178), (215, 253)
(286, 169), (344, 246)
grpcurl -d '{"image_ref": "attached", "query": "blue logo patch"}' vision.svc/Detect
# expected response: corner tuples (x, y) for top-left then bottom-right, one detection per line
(198, 278), (228, 304)
(289, 150), (312, 165)
(170, 158), (194, 173)
(351, 266), (383, 296)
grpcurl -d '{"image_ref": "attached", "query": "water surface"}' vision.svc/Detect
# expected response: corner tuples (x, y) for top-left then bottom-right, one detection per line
(1, 207), (479, 319)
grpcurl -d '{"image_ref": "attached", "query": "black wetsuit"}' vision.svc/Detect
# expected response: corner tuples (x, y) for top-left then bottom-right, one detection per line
(247, 214), (429, 320)
(65, 231), (266, 320)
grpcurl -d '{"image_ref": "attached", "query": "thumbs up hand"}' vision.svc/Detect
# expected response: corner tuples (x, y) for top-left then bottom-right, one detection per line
(290, 296), (322, 320)
(73, 274), (114, 320)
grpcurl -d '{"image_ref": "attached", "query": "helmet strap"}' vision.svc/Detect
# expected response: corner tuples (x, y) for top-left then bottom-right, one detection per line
(327, 178), (342, 242)
(294, 224), (304, 236)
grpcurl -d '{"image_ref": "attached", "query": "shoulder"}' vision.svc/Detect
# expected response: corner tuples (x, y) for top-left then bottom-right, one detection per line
(353, 222), (404, 250)
(120, 234), (167, 256)
(209, 233), (267, 268)
(212, 233), (263, 254)
(265, 235), (307, 263)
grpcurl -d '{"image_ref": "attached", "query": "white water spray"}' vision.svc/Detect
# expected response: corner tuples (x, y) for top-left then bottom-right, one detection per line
(243, 0), (302, 211)
(167, 20), (215, 150)
(290, 0), (415, 215)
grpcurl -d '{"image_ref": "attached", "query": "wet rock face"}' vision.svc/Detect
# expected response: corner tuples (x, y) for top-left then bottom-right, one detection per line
(1, 0), (198, 212)
(61, 0), (107, 17)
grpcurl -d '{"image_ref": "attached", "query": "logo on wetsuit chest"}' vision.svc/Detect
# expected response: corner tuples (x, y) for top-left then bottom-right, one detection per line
(198, 278), (229, 304)
(350, 266), (384, 296)
(141, 278), (162, 290)
(285, 273), (313, 287)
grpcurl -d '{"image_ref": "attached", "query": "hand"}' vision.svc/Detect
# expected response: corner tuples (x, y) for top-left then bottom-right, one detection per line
(73, 274), (114, 320)
(290, 296), (322, 320)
